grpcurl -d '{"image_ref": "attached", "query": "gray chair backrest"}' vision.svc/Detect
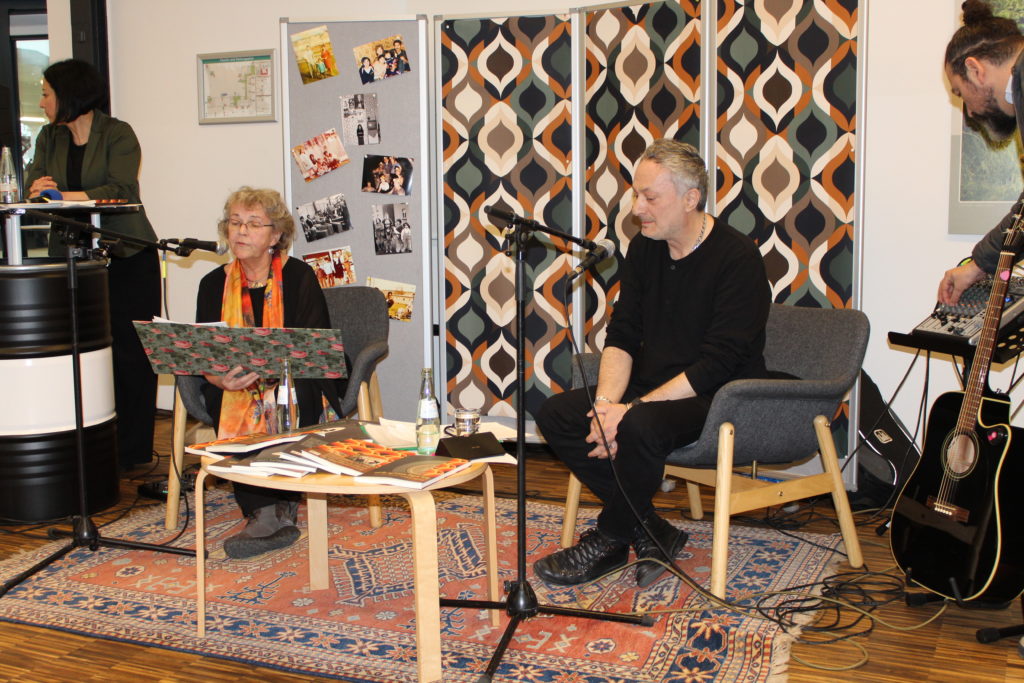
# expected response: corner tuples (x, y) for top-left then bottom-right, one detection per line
(176, 374), (213, 426)
(322, 285), (390, 416)
(674, 303), (870, 466)
(322, 285), (389, 364)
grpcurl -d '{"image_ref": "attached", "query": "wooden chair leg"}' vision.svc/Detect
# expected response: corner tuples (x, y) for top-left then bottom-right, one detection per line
(710, 422), (735, 599)
(195, 467), (209, 637)
(356, 382), (372, 424)
(369, 372), (383, 420)
(561, 474), (582, 548)
(166, 389), (186, 530)
(357, 388), (383, 528)
(685, 482), (704, 520)
(814, 415), (864, 568)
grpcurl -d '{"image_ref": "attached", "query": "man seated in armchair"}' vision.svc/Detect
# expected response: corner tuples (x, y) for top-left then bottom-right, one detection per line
(534, 139), (772, 588)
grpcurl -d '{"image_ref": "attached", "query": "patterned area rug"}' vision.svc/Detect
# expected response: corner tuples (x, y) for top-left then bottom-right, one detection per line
(0, 488), (842, 681)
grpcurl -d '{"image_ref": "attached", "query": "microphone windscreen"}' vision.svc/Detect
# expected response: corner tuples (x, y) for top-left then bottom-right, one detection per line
(40, 189), (63, 201)
(593, 238), (616, 259)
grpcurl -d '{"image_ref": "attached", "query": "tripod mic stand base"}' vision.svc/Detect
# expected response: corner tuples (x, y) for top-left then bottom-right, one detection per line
(49, 517), (197, 557)
(441, 578), (652, 680)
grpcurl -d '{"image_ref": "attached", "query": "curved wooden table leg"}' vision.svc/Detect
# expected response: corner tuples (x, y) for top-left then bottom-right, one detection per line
(481, 466), (500, 627)
(306, 492), (329, 591)
(195, 468), (210, 637)
(402, 490), (442, 683)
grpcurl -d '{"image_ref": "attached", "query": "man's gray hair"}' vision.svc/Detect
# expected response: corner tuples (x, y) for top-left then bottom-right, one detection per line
(640, 139), (708, 211)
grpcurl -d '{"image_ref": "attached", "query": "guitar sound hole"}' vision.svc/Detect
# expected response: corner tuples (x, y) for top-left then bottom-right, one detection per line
(945, 433), (976, 476)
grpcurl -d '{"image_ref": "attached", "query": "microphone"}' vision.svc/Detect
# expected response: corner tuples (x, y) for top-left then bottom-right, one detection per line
(568, 238), (615, 280)
(483, 205), (600, 250)
(176, 238), (227, 255)
(483, 205), (531, 226)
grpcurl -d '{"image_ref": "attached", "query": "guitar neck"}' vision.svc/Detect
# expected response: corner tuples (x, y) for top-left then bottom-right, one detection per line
(961, 251), (1014, 427)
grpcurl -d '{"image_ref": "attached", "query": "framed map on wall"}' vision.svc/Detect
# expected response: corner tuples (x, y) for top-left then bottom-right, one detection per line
(197, 49), (276, 124)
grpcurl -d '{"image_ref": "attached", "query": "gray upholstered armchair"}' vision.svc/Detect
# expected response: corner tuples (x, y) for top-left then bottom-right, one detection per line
(561, 303), (869, 597)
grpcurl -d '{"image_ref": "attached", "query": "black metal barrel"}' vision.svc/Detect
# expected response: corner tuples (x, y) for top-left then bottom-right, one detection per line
(0, 258), (119, 522)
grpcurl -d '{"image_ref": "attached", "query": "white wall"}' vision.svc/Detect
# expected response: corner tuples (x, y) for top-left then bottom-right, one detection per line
(43, 0), (994, 434)
(860, 1), (1010, 437)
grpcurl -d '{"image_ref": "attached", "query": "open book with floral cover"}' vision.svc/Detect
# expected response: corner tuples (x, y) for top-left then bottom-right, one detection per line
(283, 440), (470, 488)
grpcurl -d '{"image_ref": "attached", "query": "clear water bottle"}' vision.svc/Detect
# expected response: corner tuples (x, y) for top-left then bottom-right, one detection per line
(415, 367), (440, 454)
(0, 147), (18, 203)
(276, 358), (298, 434)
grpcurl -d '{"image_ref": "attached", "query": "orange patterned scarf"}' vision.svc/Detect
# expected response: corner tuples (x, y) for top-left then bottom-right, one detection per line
(216, 253), (286, 438)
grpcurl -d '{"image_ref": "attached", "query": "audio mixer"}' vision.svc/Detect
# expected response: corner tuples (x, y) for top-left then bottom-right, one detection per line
(913, 276), (1024, 344)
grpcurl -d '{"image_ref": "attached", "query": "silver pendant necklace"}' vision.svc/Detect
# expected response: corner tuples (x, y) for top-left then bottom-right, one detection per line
(690, 213), (707, 254)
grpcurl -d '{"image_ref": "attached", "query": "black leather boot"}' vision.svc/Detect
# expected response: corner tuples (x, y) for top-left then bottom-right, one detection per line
(534, 527), (629, 586)
(633, 513), (688, 587)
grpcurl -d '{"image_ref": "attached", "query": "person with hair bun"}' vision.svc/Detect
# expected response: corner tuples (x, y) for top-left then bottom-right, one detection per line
(938, 0), (1024, 305)
(196, 187), (348, 559)
(25, 58), (160, 471)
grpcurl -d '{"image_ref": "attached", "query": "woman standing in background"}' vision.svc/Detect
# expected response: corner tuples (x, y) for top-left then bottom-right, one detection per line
(25, 58), (160, 471)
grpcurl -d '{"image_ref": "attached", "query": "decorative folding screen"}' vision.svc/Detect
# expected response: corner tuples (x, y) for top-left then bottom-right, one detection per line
(582, 1), (702, 352)
(716, 0), (858, 307)
(440, 16), (574, 418)
(440, 0), (858, 421)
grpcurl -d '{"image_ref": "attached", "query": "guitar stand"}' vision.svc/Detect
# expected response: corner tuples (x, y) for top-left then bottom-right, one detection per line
(905, 585), (1021, 644)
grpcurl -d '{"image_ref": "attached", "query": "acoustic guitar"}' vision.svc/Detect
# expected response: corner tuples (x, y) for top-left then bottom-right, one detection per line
(890, 212), (1024, 604)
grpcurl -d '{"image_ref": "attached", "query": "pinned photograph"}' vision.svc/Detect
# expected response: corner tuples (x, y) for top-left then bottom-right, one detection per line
(367, 277), (416, 322)
(290, 25), (339, 84)
(352, 35), (411, 84)
(291, 129), (348, 182)
(360, 155), (413, 195)
(296, 192), (351, 243)
(371, 203), (412, 255)
(340, 93), (380, 146)
(302, 246), (356, 289)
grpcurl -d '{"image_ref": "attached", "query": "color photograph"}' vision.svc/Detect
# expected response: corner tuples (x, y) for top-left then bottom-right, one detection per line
(290, 25), (339, 84)
(302, 246), (356, 289)
(352, 34), (411, 84)
(291, 129), (349, 182)
(366, 276), (415, 322)
(360, 154), (413, 195)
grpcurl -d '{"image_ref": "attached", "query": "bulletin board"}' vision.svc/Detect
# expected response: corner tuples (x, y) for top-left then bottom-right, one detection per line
(280, 16), (430, 421)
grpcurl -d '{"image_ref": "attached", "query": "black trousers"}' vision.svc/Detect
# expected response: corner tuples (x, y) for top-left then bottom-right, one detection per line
(535, 387), (710, 542)
(202, 379), (324, 517)
(107, 248), (160, 468)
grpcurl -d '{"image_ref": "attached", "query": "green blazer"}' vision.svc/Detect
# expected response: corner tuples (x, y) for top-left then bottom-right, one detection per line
(25, 109), (156, 257)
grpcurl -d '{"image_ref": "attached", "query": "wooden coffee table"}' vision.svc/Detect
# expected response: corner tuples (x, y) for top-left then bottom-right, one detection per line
(194, 458), (499, 683)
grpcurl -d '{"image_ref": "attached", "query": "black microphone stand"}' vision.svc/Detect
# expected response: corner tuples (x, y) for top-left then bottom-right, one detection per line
(440, 214), (650, 682)
(0, 207), (203, 598)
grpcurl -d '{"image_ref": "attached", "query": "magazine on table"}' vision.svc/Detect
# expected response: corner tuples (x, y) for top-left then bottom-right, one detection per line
(216, 438), (471, 488)
(187, 420), (369, 458)
(205, 434), (333, 477)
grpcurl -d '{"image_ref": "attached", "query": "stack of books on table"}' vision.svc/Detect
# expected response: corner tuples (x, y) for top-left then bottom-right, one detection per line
(202, 436), (470, 489)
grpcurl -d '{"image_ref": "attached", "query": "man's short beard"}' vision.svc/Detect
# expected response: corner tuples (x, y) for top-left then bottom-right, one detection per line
(965, 96), (1018, 142)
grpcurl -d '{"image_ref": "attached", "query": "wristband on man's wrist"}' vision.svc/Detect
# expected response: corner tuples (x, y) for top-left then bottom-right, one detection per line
(594, 395), (613, 404)
(626, 397), (645, 410)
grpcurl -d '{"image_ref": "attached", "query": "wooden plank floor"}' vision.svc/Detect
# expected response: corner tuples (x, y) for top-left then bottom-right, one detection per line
(0, 411), (1022, 682)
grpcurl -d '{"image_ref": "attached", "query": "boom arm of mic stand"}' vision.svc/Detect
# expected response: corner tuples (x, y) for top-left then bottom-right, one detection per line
(17, 207), (190, 258)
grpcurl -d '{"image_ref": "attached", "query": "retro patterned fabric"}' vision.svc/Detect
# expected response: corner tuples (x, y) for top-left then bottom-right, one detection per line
(440, 0), (857, 420)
